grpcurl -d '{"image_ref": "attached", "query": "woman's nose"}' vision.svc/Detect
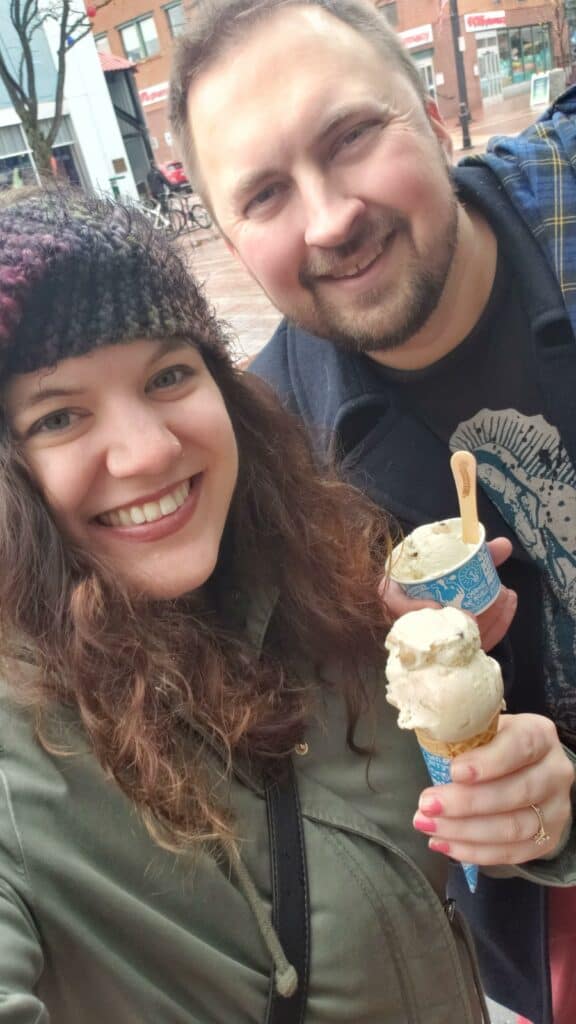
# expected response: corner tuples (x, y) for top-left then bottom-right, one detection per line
(105, 414), (183, 479)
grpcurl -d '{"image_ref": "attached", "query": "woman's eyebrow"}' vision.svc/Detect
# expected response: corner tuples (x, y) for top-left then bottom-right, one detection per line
(13, 386), (86, 413)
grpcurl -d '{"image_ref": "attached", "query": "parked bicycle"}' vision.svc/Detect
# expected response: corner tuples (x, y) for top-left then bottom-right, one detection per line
(139, 196), (187, 239)
(167, 193), (213, 233)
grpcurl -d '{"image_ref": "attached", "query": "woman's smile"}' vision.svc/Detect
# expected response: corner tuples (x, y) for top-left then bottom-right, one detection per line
(93, 474), (204, 543)
(4, 340), (239, 598)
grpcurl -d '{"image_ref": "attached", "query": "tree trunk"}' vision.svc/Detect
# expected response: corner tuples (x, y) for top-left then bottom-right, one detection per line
(20, 112), (55, 178)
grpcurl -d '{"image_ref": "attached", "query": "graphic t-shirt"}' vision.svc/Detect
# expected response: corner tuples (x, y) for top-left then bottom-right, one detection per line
(378, 249), (576, 747)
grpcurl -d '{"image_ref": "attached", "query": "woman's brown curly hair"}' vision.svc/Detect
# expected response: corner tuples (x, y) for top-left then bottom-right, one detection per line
(0, 195), (395, 854)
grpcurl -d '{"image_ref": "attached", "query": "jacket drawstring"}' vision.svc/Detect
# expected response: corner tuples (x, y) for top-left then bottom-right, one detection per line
(228, 845), (298, 999)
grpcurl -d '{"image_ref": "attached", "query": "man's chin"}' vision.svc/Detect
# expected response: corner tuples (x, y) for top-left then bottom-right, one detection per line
(290, 309), (429, 356)
(293, 274), (452, 354)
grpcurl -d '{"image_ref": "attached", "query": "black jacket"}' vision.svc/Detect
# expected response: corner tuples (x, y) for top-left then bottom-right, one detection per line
(252, 161), (576, 1024)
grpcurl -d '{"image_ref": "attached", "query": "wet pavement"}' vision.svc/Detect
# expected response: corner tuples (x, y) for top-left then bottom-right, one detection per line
(179, 226), (281, 363)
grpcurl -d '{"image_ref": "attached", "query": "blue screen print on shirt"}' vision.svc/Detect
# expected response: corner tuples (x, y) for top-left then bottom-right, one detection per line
(451, 409), (576, 743)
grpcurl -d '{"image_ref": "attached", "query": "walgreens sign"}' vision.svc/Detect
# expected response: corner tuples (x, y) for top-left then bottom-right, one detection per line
(399, 24), (434, 50)
(139, 82), (169, 107)
(464, 11), (506, 32)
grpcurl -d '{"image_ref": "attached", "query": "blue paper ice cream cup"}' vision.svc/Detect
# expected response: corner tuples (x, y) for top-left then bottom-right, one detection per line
(389, 518), (501, 615)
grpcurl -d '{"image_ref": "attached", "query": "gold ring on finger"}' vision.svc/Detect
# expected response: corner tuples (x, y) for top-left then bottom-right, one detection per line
(529, 803), (551, 846)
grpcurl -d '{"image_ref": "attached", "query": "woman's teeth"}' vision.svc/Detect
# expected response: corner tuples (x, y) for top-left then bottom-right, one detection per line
(100, 481), (191, 527)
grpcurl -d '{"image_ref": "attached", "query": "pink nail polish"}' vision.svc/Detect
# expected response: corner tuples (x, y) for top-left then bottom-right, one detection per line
(413, 815), (437, 834)
(429, 840), (451, 855)
(419, 797), (443, 816)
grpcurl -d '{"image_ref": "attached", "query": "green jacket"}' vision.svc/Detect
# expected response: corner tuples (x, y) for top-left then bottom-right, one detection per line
(1, 596), (575, 1022)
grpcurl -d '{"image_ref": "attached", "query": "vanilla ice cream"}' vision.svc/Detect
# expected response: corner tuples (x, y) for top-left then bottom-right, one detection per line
(385, 607), (504, 743)
(390, 520), (477, 582)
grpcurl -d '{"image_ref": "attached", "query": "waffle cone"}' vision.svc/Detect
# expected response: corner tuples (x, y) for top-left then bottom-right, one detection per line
(415, 711), (500, 759)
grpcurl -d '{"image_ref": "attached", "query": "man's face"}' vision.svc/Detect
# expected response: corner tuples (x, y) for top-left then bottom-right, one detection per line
(188, 7), (459, 353)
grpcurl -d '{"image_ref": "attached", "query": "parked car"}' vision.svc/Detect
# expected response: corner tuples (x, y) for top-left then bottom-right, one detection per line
(157, 160), (191, 192)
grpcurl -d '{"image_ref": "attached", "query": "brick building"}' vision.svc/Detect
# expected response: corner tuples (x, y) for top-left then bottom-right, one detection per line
(93, 0), (187, 164)
(92, 0), (571, 155)
(380, 1), (571, 121)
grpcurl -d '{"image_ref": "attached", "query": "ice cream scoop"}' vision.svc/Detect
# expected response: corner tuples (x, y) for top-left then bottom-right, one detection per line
(390, 520), (477, 583)
(385, 607), (505, 894)
(385, 607), (504, 743)
(387, 518), (501, 615)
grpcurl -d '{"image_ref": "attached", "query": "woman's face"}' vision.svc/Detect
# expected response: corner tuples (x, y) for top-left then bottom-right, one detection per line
(3, 339), (239, 599)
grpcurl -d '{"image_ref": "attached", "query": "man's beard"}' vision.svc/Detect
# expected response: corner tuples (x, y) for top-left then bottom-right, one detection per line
(294, 193), (459, 355)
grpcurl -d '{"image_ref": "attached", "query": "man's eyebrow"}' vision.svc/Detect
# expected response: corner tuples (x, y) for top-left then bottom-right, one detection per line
(232, 168), (280, 206)
(315, 101), (390, 143)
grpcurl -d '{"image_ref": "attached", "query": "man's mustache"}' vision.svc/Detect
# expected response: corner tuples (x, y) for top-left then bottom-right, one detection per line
(299, 213), (407, 285)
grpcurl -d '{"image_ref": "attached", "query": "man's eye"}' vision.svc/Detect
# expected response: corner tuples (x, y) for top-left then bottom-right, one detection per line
(245, 182), (286, 216)
(336, 121), (379, 153)
(148, 366), (194, 391)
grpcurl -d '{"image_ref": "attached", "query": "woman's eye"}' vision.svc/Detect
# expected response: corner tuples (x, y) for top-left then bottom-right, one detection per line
(149, 366), (194, 391)
(31, 410), (75, 435)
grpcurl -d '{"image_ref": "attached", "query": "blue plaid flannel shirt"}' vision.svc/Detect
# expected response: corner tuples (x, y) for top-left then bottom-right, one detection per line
(467, 85), (576, 332)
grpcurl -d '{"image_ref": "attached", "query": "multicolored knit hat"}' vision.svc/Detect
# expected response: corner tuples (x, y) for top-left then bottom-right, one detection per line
(0, 186), (229, 377)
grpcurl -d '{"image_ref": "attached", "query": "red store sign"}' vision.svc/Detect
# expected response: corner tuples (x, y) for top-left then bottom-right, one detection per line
(139, 81), (170, 107)
(464, 11), (506, 32)
(399, 24), (434, 50)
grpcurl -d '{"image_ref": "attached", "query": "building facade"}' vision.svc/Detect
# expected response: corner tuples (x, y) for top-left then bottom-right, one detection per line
(93, 0), (571, 148)
(93, 0), (187, 165)
(0, 7), (138, 197)
(380, 0), (569, 121)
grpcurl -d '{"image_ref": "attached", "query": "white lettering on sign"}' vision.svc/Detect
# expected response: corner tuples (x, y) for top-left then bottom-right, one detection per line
(464, 11), (506, 32)
(399, 24), (434, 50)
(139, 81), (169, 107)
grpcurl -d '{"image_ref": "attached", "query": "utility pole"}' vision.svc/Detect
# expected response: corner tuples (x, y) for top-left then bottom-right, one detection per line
(449, 0), (472, 149)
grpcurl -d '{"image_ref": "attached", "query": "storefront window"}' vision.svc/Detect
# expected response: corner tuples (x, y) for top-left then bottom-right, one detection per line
(509, 30), (523, 82)
(0, 154), (36, 191)
(497, 30), (512, 86)
(496, 24), (551, 85)
(521, 26), (536, 77)
(534, 25), (552, 72)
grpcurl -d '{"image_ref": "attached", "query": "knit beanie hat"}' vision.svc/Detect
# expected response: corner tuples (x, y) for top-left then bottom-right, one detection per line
(0, 186), (230, 377)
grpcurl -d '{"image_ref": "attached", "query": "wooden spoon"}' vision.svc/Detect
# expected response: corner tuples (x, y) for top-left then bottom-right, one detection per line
(450, 450), (480, 544)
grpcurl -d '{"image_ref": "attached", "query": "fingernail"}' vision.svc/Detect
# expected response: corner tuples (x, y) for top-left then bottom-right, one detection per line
(419, 796), (443, 816)
(450, 762), (478, 783)
(413, 814), (437, 833)
(429, 840), (451, 854)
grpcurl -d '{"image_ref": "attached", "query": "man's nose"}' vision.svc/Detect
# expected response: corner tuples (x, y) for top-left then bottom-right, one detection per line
(105, 412), (182, 479)
(303, 183), (365, 249)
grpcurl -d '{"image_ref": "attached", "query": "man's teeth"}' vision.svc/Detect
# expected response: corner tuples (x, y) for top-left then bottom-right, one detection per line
(331, 240), (388, 279)
(100, 481), (191, 527)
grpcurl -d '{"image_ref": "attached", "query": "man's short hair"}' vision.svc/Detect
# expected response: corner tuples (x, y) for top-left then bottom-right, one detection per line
(170, 0), (428, 191)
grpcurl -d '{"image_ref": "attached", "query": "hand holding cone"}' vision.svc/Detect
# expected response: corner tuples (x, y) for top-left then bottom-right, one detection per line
(385, 607), (504, 892)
